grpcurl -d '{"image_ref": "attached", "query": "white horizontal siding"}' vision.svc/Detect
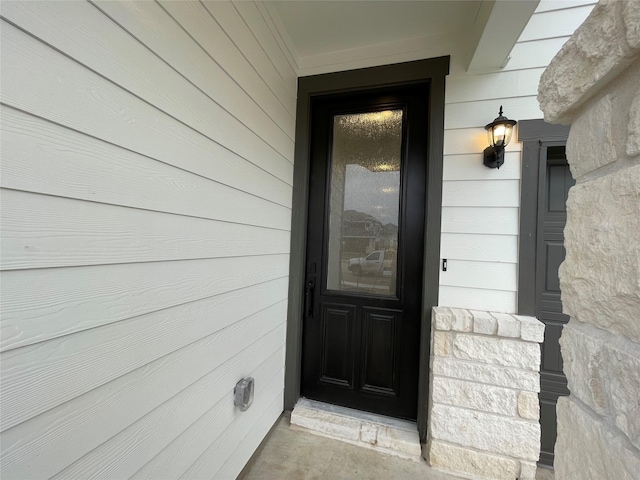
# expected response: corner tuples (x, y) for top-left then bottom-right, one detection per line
(520, 4), (594, 41)
(233, 1), (298, 91)
(440, 260), (517, 292)
(56, 347), (285, 480)
(443, 152), (521, 181)
(439, 286), (517, 313)
(1, 190), (290, 270)
(2, 309), (287, 479)
(1, 283), (288, 432)
(442, 180), (520, 207)
(445, 69), (544, 104)
(0, 1), (293, 478)
(1, 106), (291, 225)
(440, 233), (518, 263)
(445, 96), (543, 130)
(129, 348), (285, 480)
(156, 0), (296, 129)
(440, 0), (595, 313)
(534, 0), (595, 13)
(441, 207), (519, 235)
(505, 37), (575, 71)
(181, 369), (285, 479)
(1, 23), (291, 204)
(1, 255), (289, 354)
(201, 0), (297, 104)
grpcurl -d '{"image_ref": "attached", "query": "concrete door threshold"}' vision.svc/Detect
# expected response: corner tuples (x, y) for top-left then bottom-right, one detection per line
(290, 398), (422, 462)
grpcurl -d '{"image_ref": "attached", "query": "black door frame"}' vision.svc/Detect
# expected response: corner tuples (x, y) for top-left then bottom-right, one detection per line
(284, 57), (449, 441)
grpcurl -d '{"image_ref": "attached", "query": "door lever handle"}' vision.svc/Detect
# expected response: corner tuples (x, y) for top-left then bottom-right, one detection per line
(305, 279), (315, 319)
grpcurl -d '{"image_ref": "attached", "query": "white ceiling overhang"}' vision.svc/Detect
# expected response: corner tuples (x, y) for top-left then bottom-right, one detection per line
(466, 0), (541, 72)
(263, 0), (540, 77)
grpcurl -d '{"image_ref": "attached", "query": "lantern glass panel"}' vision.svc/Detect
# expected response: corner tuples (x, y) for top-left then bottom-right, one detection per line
(503, 124), (513, 146)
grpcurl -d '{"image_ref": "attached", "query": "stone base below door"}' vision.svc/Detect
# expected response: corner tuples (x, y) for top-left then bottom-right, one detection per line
(290, 398), (422, 462)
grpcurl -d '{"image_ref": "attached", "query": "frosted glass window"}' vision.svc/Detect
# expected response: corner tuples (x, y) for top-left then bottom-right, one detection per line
(325, 109), (403, 296)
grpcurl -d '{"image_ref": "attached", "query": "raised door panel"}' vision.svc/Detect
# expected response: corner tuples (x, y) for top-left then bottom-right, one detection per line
(361, 308), (401, 397)
(319, 304), (356, 388)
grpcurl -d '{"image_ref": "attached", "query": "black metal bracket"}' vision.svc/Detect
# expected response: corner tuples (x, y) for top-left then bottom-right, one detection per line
(484, 145), (505, 169)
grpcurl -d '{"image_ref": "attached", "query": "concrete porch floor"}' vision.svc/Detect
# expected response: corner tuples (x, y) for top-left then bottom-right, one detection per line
(239, 412), (556, 480)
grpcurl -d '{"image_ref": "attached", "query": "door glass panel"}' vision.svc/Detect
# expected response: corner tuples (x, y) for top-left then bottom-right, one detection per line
(326, 109), (403, 296)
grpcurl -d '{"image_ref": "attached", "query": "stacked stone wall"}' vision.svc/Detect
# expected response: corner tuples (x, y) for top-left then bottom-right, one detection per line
(538, 1), (640, 478)
(426, 307), (545, 480)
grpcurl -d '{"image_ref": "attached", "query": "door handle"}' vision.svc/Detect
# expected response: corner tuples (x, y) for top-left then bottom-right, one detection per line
(305, 279), (315, 319)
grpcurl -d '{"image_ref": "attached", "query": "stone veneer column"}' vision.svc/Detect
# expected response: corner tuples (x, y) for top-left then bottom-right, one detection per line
(538, 1), (640, 478)
(426, 307), (545, 480)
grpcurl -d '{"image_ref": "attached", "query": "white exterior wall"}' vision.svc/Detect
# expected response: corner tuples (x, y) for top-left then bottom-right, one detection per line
(0, 1), (294, 479)
(439, 0), (595, 313)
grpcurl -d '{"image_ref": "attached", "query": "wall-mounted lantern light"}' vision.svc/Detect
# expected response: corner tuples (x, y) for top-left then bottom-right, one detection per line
(484, 106), (517, 169)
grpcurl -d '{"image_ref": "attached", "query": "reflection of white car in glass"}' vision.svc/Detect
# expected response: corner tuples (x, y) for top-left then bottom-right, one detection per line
(348, 250), (396, 276)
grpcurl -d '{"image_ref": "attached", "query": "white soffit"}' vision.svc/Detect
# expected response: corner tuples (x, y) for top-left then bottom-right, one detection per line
(467, 0), (541, 72)
(267, 0), (483, 75)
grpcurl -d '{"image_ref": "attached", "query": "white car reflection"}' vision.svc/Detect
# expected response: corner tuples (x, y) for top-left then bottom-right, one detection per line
(347, 249), (396, 276)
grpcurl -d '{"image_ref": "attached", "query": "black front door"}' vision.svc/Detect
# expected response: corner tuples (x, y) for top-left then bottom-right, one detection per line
(301, 84), (428, 420)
